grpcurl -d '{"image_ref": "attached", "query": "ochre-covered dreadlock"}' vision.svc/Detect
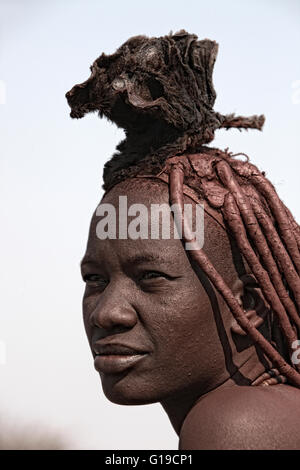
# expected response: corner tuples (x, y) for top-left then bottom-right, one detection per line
(65, 30), (300, 388)
(164, 150), (300, 387)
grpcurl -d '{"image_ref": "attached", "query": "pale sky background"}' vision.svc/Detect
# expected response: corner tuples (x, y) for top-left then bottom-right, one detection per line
(0, 0), (299, 450)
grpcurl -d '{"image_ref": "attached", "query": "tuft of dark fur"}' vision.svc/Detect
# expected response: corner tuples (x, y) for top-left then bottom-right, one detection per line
(65, 30), (264, 190)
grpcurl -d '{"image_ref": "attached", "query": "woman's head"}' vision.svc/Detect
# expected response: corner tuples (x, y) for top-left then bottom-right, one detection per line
(67, 30), (300, 397)
(80, 177), (276, 405)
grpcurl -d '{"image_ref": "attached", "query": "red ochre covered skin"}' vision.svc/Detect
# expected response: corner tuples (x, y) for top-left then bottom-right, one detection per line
(67, 30), (300, 449)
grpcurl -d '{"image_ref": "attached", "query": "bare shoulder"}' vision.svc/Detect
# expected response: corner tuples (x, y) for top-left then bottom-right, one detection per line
(179, 384), (300, 450)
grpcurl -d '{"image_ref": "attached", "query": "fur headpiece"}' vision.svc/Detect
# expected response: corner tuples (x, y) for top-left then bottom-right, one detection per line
(66, 30), (264, 189)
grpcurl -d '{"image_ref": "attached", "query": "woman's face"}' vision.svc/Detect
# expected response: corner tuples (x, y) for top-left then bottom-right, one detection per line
(81, 180), (231, 405)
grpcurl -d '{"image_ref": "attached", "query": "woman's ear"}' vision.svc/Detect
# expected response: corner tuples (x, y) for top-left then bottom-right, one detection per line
(230, 274), (270, 336)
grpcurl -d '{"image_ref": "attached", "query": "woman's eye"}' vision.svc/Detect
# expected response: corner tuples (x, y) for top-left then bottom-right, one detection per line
(138, 270), (178, 292)
(140, 271), (167, 281)
(84, 274), (108, 289)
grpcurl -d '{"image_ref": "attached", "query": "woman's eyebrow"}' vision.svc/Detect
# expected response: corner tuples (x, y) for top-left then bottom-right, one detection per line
(80, 254), (102, 272)
(125, 253), (172, 266)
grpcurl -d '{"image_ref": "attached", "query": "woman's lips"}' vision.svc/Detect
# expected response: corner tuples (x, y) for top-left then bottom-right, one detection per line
(94, 353), (148, 374)
(92, 342), (151, 374)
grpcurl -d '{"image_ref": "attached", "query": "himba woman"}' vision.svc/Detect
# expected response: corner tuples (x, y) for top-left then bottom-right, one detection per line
(66, 30), (300, 449)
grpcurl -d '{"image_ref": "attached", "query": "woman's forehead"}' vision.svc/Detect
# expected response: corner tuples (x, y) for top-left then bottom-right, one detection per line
(102, 178), (170, 205)
(84, 180), (194, 269)
(85, 177), (241, 283)
(87, 211), (190, 260)
(82, 238), (191, 272)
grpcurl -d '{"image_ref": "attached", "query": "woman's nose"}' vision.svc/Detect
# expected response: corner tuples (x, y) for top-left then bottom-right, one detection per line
(88, 286), (138, 331)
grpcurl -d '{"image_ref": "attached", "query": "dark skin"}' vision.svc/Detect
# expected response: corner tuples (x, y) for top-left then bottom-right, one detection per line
(81, 178), (300, 450)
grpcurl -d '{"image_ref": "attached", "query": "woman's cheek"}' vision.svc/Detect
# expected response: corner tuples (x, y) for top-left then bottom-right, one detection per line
(82, 290), (101, 319)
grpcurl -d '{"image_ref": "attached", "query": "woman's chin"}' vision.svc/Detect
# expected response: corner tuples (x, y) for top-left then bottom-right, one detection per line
(104, 389), (157, 406)
(100, 375), (159, 405)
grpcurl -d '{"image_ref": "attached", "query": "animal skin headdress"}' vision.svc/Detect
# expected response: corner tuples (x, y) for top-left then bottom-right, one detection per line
(66, 30), (264, 189)
(66, 31), (300, 389)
